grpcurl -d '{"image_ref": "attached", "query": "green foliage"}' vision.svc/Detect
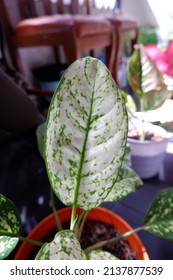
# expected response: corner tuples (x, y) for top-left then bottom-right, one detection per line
(144, 188), (173, 240)
(36, 230), (87, 260)
(0, 194), (21, 259)
(105, 165), (143, 202)
(45, 57), (128, 211)
(36, 121), (47, 159)
(0, 236), (19, 260)
(153, 121), (173, 133)
(128, 45), (171, 111)
(1, 57), (173, 260)
(36, 230), (118, 260)
(87, 250), (118, 260)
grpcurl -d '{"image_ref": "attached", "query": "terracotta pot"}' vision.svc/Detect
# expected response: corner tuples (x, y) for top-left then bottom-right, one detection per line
(15, 206), (149, 260)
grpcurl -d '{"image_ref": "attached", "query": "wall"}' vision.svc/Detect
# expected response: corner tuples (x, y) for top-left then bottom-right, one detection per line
(121, 0), (159, 27)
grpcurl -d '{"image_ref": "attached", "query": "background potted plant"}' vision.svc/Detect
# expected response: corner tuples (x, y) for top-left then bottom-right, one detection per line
(127, 44), (173, 179)
(1, 57), (173, 260)
(144, 41), (173, 146)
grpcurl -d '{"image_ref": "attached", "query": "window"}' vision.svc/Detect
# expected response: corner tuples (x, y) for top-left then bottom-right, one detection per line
(94, 0), (120, 12)
(148, 0), (173, 38)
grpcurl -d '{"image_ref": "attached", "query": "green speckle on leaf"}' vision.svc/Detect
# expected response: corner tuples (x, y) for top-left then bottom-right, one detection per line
(143, 188), (173, 240)
(0, 194), (21, 259)
(45, 57), (128, 210)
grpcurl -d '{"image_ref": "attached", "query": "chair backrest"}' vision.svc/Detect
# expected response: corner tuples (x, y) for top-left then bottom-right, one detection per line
(0, 0), (91, 34)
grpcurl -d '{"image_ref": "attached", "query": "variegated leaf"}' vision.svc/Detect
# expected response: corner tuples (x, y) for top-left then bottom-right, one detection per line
(140, 88), (172, 111)
(105, 165), (143, 202)
(128, 45), (171, 110)
(45, 57), (128, 210)
(155, 121), (173, 133)
(0, 194), (21, 259)
(143, 188), (173, 240)
(87, 250), (118, 260)
(122, 143), (132, 168)
(35, 230), (86, 260)
(36, 121), (47, 159)
(128, 46), (143, 97)
(0, 236), (18, 260)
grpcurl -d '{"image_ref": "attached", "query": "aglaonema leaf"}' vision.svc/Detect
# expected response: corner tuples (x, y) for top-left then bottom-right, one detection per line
(143, 188), (173, 240)
(128, 45), (171, 111)
(128, 48), (143, 97)
(155, 121), (173, 133)
(87, 250), (118, 260)
(36, 121), (47, 159)
(105, 165), (143, 202)
(140, 88), (172, 111)
(0, 236), (19, 260)
(45, 57), (128, 210)
(35, 230), (87, 260)
(0, 194), (21, 259)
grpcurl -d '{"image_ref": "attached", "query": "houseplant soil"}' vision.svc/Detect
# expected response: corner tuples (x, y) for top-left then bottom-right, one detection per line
(128, 129), (164, 141)
(14, 207), (149, 260)
(80, 220), (137, 259)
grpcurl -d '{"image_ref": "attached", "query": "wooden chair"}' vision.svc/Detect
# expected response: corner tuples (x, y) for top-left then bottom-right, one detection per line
(107, 16), (138, 87)
(78, 1), (138, 87)
(0, 0), (115, 84)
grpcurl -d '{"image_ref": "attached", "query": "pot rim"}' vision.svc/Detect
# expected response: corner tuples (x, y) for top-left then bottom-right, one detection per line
(127, 136), (172, 145)
(14, 206), (149, 260)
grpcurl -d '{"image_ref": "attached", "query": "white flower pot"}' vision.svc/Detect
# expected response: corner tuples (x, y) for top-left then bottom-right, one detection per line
(127, 120), (173, 179)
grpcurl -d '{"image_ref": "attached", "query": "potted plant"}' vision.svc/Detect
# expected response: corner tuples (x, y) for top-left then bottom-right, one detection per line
(1, 57), (173, 260)
(127, 44), (173, 179)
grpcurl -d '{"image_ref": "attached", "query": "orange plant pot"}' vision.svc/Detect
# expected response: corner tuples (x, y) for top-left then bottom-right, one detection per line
(15, 206), (149, 260)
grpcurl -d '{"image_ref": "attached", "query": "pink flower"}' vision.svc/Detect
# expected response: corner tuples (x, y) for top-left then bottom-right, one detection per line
(145, 40), (173, 77)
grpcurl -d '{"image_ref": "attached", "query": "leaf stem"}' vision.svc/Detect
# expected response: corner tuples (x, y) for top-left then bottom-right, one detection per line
(139, 119), (145, 141)
(3, 232), (44, 247)
(70, 204), (77, 230)
(85, 225), (144, 252)
(18, 236), (44, 247)
(50, 188), (63, 231)
(77, 210), (88, 241)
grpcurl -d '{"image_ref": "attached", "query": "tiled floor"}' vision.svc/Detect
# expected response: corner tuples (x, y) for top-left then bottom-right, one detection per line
(0, 128), (173, 260)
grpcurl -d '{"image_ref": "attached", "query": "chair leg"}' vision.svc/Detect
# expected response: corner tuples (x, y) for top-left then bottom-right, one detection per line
(105, 29), (116, 81)
(111, 28), (122, 87)
(9, 45), (25, 75)
(62, 31), (81, 65)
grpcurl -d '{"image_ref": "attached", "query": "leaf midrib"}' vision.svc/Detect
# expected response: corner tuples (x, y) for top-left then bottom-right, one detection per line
(73, 88), (95, 207)
(71, 69), (97, 228)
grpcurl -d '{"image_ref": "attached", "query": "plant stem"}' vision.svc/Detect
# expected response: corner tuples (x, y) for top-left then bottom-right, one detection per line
(4, 232), (44, 247)
(50, 188), (63, 231)
(127, 107), (146, 141)
(139, 119), (145, 141)
(127, 107), (141, 136)
(70, 204), (77, 230)
(77, 210), (88, 241)
(18, 236), (44, 247)
(85, 225), (144, 252)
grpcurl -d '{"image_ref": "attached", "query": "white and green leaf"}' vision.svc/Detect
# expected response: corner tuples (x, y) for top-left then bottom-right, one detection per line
(0, 194), (21, 259)
(155, 121), (173, 133)
(36, 121), (47, 159)
(105, 165), (143, 202)
(35, 230), (87, 260)
(0, 236), (18, 260)
(128, 44), (171, 110)
(143, 188), (173, 240)
(45, 57), (128, 210)
(87, 249), (118, 260)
